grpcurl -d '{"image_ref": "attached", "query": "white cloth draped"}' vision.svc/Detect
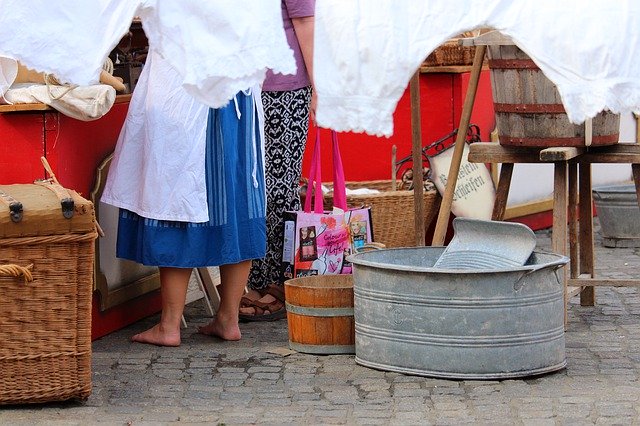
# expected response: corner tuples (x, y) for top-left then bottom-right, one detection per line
(0, 0), (295, 109)
(314, 0), (640, 136)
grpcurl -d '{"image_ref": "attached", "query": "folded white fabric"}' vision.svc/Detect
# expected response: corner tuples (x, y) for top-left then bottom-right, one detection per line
(3, 83), (116, 121)
(314, 0), (640, 137)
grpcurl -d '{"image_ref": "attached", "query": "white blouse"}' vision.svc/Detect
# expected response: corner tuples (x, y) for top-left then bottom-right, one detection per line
(0, 0), (292, 222)
(0, 0), (295, 109)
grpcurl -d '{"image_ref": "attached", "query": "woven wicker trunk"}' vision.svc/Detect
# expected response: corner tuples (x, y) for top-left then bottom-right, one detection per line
(0, 183), (97, 405)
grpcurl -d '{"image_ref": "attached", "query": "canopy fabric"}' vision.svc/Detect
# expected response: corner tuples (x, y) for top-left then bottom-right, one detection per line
(0, 0), (296, 109)
(314, 0), (640, 137)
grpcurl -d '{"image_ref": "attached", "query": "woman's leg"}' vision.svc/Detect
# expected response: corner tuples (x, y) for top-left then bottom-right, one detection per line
(131, 266), (191, 346)
(198, 260), (251, 340)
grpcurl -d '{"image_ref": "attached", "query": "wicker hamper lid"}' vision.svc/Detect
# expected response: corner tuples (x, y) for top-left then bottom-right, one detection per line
(0, 183), (95, 239)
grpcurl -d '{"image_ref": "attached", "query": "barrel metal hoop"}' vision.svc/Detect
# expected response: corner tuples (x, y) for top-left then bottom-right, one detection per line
(499, 134), (620, 147)
(285, 302), (354, 317)
(488, 58), (539, 69)
(288, 341), (355, 355)
(493, 103), (566, 114)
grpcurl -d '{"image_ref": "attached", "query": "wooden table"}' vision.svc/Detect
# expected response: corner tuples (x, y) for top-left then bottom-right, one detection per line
(469, 142), (640, 323)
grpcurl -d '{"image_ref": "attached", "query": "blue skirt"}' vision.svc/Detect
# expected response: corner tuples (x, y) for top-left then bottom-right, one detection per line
(116, 92), (267, 267)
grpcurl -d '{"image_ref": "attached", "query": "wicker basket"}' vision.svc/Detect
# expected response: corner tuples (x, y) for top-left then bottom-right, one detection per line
(424, 38), (477, 67)
(308, 180), (441, 248)
(0, 183), (97, 405)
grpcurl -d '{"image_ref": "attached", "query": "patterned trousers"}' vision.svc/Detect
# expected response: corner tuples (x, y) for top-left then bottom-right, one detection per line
(247, 86), (312, 290)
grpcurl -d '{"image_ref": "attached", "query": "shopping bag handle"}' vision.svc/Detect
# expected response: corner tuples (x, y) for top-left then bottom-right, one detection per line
(304, 129), (324, 213)
(331, 130), (347, 211)
(304, 129), (348, 213)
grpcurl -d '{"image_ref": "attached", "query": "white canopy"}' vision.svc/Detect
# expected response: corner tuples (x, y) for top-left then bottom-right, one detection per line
(314, 0), (640, 137)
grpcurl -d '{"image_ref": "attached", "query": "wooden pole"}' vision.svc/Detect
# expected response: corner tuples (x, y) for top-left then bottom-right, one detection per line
(431, 45), (487, 246)
(410, 72), (425, 247)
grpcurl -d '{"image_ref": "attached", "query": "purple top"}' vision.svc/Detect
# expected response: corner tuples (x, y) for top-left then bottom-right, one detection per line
(263, 0), (315, 92)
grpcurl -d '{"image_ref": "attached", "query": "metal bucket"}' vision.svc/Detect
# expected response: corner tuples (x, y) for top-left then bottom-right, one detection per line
(348, 247), (569, 379)
(593, 184), (640, 247)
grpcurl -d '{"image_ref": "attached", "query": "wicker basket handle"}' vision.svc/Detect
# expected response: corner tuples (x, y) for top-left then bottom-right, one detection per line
(0, 263), (34, 283)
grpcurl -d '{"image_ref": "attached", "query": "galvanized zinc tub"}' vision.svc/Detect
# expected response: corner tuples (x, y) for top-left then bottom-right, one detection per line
(593, 184), (640, 248)
(348, 247), (569, 379)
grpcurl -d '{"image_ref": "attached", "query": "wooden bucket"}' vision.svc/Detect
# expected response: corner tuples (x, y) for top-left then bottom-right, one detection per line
(284, 275), (355, 354)
(487, 45), (620, 147)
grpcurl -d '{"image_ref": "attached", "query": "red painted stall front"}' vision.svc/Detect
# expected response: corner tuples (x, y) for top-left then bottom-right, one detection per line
(0, 70), (498, 339)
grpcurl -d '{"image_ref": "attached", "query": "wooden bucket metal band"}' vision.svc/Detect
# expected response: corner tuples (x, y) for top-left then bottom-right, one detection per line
(285, 302), (354, 317)
(0, 263), (34, 283)
(488, 59), (539, 69)
(0, 189), (23, 223)
(493, 103), (566, 114)
(498, 134), (620, 146)
(288, 341), (355, 355)
(34, 179), (75, 219)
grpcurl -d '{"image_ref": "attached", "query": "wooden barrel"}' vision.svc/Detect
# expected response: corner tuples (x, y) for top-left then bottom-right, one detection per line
(284, 275), (355, 354)
(487, 45), (620, 147)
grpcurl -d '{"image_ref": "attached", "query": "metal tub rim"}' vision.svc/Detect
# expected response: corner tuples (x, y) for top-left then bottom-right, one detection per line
(347, 247), (568, 274)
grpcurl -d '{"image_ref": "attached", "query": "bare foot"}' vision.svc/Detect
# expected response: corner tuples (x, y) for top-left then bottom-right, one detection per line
(131, 324), (181, 347)
(198, 317), (241, 341)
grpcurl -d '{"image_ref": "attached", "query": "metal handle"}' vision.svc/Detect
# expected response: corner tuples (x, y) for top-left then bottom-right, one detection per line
(354, 242), (386, 253)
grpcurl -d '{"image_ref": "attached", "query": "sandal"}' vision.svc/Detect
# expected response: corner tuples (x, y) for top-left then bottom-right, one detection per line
(238, 284), (286, 322)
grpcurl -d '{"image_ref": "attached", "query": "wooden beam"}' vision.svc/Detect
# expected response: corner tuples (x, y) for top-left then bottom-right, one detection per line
(409, 72), (425, 247)
(432, 45), (487, 245)
(468, 142), (542, 163)
(539, 147), (583, 162)
(569, 278), (640, 287)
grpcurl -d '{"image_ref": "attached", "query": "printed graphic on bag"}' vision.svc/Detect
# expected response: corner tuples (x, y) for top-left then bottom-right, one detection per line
(299, 226), (318, 261)
(280, 207), (373, 281)
(349, 220), (368, 251)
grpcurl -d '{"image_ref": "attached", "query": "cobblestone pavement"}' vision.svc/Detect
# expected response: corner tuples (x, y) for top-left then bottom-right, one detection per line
(2, 221), (640, 425)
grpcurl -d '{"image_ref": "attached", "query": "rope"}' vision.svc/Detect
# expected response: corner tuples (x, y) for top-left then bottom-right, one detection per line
(102, 57), (114, 75)
(44, 73), (76, 100)
(0, 263), (34, 283)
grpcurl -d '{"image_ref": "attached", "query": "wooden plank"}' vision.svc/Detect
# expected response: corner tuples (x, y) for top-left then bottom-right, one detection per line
(0, 103), (51, 113)
(491, 163), (513, 220)
(579, 163), (596, 306)
(420, 65), (490, 74)
(575, 152), (640, 163)
(569, 278), (640, 287)
(432, 45), (487, 246)
(468, 142), (542, 163)
(567, 286), (583, 299)
(551, 162), (569, 326)
(409, 72), (425, 247)
(540, 147), (583, 162)
(460, 30), (514, 47)
(0, 93), (132, 114)
(503, 198), (553, 220)
(568, 164), (579, 280)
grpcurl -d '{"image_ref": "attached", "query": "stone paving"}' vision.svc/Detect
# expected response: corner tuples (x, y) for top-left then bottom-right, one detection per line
(2, 221), (640, 425)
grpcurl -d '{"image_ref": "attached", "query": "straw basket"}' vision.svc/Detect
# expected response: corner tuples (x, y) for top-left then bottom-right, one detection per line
(0, 183), (97, 404)
(424, 38), (477, 67)
(310, 180), (441, 248)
